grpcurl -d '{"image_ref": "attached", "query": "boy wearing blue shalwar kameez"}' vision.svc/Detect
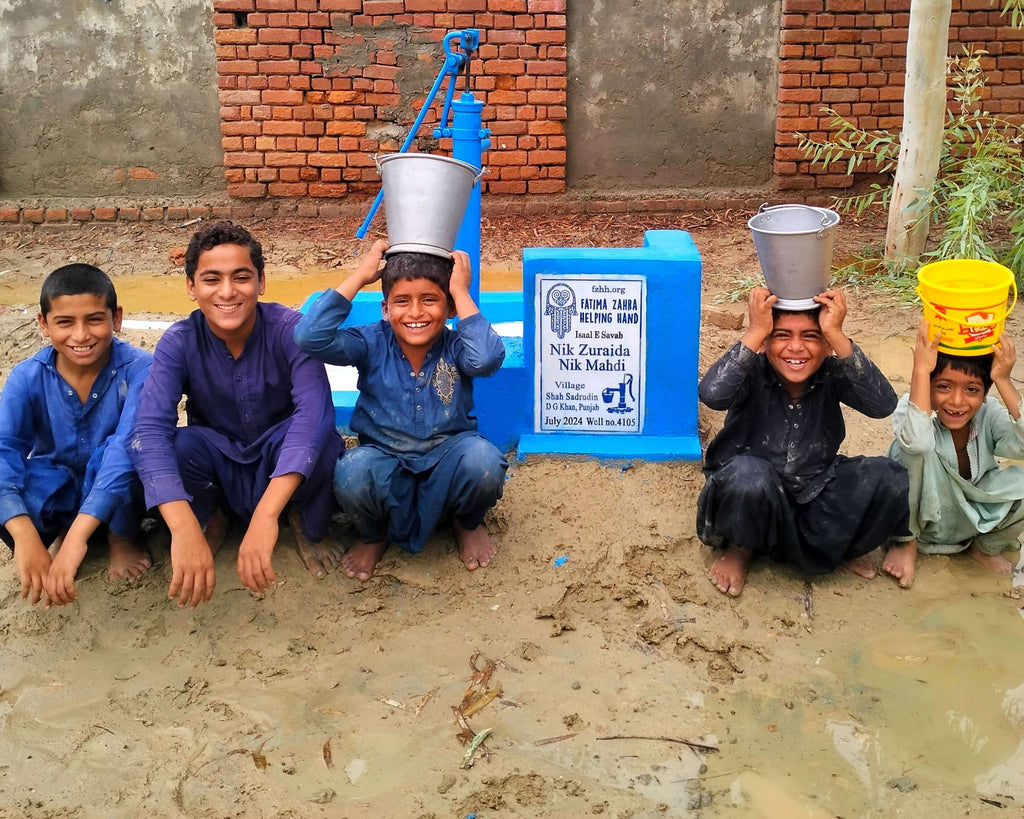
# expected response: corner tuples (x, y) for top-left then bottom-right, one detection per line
(0, 264), (152, 606)
(295, 240), (508, 581)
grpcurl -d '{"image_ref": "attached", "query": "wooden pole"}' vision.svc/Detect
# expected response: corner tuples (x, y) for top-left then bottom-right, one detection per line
(885, 0), (952, 261)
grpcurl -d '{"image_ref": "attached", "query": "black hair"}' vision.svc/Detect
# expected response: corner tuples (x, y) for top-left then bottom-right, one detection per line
(40, 263), (117, 315)
(380, 252), (454, 307)
(771, 305), (821, 326)
(184, 220), (265, 281)
(932, 351), (994, 393)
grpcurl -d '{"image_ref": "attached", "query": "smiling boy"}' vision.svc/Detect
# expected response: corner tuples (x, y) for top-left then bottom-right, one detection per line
(129, 221), (344, 607)
(697, 286), (909, 597)
(0, 264), (152, 605)
(294, 240), (507, 581)
(883, 321), (1024, 588)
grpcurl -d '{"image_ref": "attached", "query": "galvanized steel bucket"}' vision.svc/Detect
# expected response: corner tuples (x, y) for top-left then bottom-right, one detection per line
(376, 153), (483, 258)
(747, 203), (840, 310)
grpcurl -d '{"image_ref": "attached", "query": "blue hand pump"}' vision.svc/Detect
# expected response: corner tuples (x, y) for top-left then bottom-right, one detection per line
(355, 29), (491, 304)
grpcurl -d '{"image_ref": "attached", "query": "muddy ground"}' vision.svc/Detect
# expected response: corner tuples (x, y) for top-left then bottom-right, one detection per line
(0, 212), (1022, 818)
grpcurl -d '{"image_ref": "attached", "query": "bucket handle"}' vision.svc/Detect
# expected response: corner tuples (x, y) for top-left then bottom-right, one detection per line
(757, 202), (833, 234)
(373, 153), (487, 185)
(915, 278), (1018, 327)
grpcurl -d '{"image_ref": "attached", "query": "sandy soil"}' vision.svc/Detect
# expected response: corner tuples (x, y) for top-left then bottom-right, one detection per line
(0, 213), (1022, 818)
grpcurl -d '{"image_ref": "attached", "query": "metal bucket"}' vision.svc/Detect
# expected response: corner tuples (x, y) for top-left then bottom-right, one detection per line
(747, 203), (840, 310)
(376, 153), (483, 258)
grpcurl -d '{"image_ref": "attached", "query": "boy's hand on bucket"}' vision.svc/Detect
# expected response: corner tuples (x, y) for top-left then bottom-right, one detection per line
(450, 250), (472, 296)
(992, 333), (1017, 384)
(913, 319), (941, 374)
(742, 286), (777, 352)
(355, 239), (389, 286)
(814, 289), (853, 357)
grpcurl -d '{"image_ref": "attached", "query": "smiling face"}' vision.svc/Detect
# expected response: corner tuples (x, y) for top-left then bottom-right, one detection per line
(764, 312), (831, 398)
(382, 276), (453, 361)
(38, 293), (121, 373)
(930, 364), (986, 431)
(186, 242), (265, 350)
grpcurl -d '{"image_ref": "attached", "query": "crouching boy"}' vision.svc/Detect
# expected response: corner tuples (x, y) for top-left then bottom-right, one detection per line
(697, 286), (909, 597)
(129, 221), (344, 608)
(295, 240), (507, 581)
(0, 264), (152, 605)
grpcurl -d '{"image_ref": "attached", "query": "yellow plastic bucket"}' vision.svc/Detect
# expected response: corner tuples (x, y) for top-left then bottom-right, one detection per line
(916, 259), (1017, 356)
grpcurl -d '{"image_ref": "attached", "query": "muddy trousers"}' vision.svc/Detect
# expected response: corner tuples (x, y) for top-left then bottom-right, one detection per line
(174, 426), (338, 543)
(334, 436), (507, 554)
(697, 454), (910, 575)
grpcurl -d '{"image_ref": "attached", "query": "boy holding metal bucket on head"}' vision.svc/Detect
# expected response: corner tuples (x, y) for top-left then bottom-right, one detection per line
(882, 260), (1024, 588)
(697, 283), (911, 597)
(294, 240), (507, 582)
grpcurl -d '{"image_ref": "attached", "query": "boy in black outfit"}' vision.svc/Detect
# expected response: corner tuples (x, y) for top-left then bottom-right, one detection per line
(697, 286), (909, 596)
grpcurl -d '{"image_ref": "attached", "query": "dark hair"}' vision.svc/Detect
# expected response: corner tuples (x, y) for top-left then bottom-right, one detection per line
(184, 220), (264, 281)
(932, 351), (994, 393)
(380, 252), (454, 306)
(40, 263), (117, 315)
(771, 305), (821, 326)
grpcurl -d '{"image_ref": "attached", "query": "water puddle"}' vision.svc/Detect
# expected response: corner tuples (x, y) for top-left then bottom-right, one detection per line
(714, 577), (1024, 815)
(0, 266), (522, 314)
(530, 738), (707, 814)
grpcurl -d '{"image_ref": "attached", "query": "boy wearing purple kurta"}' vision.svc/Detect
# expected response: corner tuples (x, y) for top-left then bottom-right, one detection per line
(129, 222), (344, 608)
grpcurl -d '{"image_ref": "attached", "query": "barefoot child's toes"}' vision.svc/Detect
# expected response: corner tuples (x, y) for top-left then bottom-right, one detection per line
(883, 541), (917, 588)
(288, 509), (341, 579)
(107, 534), (152, 582)
(454, 520), (498, 571)
(844, 551), (878, 579)
(707, 546), (751, 597)
(342, 541), (388, 582)
(968, 543), (1015, 575)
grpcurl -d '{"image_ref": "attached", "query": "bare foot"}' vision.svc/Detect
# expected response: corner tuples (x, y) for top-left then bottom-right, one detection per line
(342, 540), (388, 581)
(288, 509), (342, 580)
(107, 533), (152, 581)
(707, 546), (752, 597)
(454, 519), (498, 571)
(882, 540), (918, 588)
(968, 543), (1015, 575)
(204, 508), (230, 558)
(844, 550), (878, 579)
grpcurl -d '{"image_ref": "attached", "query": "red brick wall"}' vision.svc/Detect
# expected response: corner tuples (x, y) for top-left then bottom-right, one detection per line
(777, 0), (1024, 190)
(213, 0), (566, 198)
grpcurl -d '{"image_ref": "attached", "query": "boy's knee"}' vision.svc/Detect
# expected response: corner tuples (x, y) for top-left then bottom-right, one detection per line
(454, 438), (507, 489)
(333, 448), (388, 503)
(716, 455), (779, 496)
(173, 426), (211, 467)
(859, 456), (909, 494)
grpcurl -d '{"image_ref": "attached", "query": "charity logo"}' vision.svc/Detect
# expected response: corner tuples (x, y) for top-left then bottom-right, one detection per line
(545, 283), (576, 340)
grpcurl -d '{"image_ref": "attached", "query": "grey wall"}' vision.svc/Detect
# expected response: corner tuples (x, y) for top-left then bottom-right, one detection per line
(567, 0), (779, 193)
(0, 0), (224, 199)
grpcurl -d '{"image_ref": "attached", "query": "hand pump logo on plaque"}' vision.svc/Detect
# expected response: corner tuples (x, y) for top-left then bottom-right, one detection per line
(535, 275), (646, 432)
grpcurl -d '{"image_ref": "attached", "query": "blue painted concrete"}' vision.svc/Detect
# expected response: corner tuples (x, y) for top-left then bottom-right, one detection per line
(515, 230), (702, 461)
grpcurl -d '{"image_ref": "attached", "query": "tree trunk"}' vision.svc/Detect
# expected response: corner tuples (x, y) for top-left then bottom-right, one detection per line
(885, 0), (952, 261)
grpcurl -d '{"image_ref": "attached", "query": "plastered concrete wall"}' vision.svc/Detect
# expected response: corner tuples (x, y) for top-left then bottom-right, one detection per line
(567, 0), (780, 193)
(0, 0), (224, 200)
